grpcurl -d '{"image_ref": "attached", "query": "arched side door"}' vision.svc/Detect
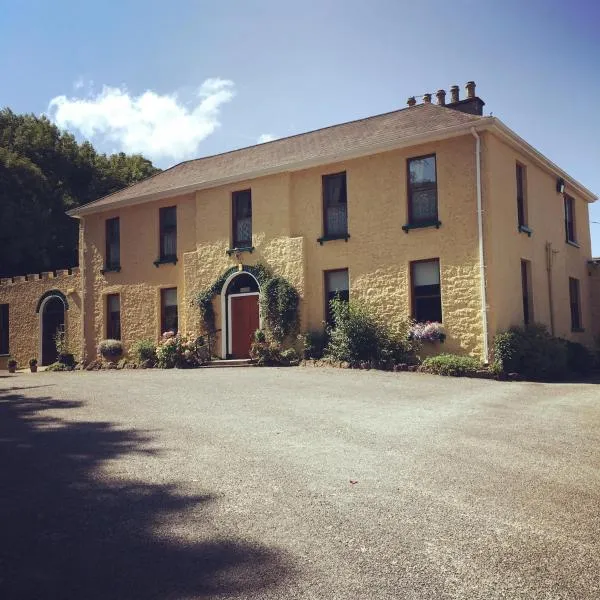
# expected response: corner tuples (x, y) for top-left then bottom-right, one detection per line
(41, 296), (65, 365)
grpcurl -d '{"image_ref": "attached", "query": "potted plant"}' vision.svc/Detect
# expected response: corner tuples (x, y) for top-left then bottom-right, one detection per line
(7, 359), (17, 374)
(409, 321), (446, 344)
(29, 358), (38, 373)
(97, 339), (124, 363)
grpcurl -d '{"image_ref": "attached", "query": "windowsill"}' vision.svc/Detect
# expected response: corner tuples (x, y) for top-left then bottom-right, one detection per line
(100, 265), (122, 274)
(153, 256), (178, 267)
(566, 240), (580, 248)
(226, 246), (255, 256)
(518, 225), (533, 237)
(571, 327), (585, 333)
(0, 354), (10, 357)
(317, 233), (350, 245)
(402, 220), (442, 233)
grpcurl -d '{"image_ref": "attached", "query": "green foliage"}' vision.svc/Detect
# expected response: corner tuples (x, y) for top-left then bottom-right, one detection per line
(155, 333), (207, 368)
(260, 276), (299, 342)
(325, 297), (414, 368)
(29, 357), (37, 367)
(493, 324), (568, 381)
(249, 330), (299, 366)
(45, 362), (74, 372)
(97, 339), (124, 360)
(563, 340), (595, 376)
(0, 108), (160, 276)
(419, 353), (481, 377)
(130, 339), (157, 365)
(298, 330), (328, 360)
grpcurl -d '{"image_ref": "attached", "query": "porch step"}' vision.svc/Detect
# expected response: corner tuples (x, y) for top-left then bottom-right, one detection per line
(201, 359), (255, 368)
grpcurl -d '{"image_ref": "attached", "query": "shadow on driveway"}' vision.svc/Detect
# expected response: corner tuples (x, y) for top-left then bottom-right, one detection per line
(0, 389), (292, 599)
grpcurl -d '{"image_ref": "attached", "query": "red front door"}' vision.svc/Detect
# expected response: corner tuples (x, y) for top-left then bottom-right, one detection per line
(230, 294), (259, 358)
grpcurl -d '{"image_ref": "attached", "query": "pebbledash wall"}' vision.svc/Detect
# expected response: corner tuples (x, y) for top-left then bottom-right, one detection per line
(1, 129), (599, 369)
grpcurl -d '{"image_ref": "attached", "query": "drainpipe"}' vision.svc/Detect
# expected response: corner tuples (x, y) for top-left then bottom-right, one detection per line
(546, 242), (555, 335)
(471, 128), (489, 363)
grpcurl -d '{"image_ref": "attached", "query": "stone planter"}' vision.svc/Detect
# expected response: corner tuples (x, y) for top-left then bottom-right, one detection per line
(30, 365), (38, 373)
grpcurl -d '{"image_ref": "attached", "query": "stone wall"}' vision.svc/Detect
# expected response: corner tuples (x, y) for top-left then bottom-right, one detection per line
(0, 269), (82, 369)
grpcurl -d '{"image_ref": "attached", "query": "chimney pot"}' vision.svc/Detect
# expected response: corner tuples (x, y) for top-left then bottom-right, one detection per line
(407, 96), (416, 107)
(423, 93), (432, 104)
(436, 89), (446, 106)
(466, 81), (476, 99)
(450, 85), (459, 103)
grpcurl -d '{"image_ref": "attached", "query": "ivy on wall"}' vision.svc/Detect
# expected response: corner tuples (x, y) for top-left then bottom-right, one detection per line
(195, 263), (299, 342)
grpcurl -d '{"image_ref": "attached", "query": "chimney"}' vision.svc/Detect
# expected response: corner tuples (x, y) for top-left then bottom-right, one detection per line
(436, 89), (446, 106)
(446, 80), (485, 116)
(423, 93), (432, 104)
(407, 96), (416, 107)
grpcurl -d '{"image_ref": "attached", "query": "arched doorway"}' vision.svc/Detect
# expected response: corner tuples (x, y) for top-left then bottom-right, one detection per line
(221, 271), (260, 359)
(40, 296), (66, 366)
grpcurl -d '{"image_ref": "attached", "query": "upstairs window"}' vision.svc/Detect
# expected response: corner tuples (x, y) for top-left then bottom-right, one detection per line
(569, 277), (582, 331)
(322, 172), (348, 237)
(407, 155), (437, 224)
(159, 206), (177, 260)
(232, 190), (252, 247)
(564, 195), (576, 244)
(516, 163), (528, 228)
(105, 217), (120, 269)
(106, 294), (121, 340)
(411, 259), (442, 322)
(0, 304), (8, 355)
(521, 259), (533, 325)
(161, 288), (178, 334)
(324, 269), (349, 325)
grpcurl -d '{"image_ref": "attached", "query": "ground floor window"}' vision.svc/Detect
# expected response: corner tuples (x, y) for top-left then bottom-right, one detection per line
(411, 259), (442, 322)
(569, 277), (582, 331)
(161, 288), (178, 334)
(324, 269), (349, 325)
(521, 259), (533, 325)
(106, 294), (121, 340)
(0, 304), (8, 354)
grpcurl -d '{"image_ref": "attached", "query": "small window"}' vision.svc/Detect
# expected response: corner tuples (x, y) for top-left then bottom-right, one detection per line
(407, 155), (437, 224)
(324, 269), (349, 325)
(105, 217), (120, 269)
(161, 288), (178, 335)
(411, 259), (442, 322)
(232, 190), (252, 247)
(564, 195), (576, 243)
(516, 163), (528, 227)
(569, 277), (582, 331)
(322, 172), (348, 236)
(521, 260), (533, 325)
(106, 294), (121, 340)
(159, 206), (177, 260)
(0, 304), (9, 355)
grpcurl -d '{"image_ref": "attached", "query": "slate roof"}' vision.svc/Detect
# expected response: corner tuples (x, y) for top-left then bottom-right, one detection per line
(72, 102), (484, 213)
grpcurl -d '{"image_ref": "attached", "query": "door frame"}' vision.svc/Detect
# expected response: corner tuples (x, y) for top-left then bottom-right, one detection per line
(39, 294), (67, 365)
(220, 270), (261, 358)
(227, 292), (260, 358)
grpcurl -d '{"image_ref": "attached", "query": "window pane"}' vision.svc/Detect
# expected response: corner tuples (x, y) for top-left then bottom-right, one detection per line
(108, 294), (120, 312)
(324, 173), (347, 207)
(413, 261), (440, 286)
(163, 288), (177, 307)
(106, 218), (120, 266)
(326, 270), (349, 293)
(415, 296), (442, 323)
(162, 231), (177, 257)
(233, 190), (252, 245)
(409, 156), (436, 184)
(0, 304), (8, 354)
(160, 206), (177, 228)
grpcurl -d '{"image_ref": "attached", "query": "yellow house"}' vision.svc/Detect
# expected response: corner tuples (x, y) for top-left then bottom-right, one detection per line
(1, 81), (599, 368)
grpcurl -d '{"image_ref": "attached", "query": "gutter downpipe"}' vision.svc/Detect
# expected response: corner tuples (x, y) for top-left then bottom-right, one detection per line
(471, 127), (489, 363)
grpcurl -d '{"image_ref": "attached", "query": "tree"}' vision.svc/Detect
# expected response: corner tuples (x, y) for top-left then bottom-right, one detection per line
(0, 108), (160, 277)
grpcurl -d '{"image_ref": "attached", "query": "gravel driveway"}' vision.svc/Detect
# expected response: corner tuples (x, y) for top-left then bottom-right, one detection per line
(1, 368), (599, 599)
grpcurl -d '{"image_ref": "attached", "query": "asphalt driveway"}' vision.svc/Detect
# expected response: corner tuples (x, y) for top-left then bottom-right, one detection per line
(1, 368), (599, 599)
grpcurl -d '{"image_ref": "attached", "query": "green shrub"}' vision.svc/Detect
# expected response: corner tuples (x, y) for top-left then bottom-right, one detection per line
(298, 330), (328, 360)
(493, 324), (568, 381)
(563, 340), (594, 376)
(325, 298), (414, 368)
(420, 353), (481, 377)
(46, 362), (74, 372)
(280, 347), (299, 366)
(97, 339), (124, 361)
(249, 330), (299, 366)
(130, 339), (157, 365)
(155, 332), (206, 368)
(260, 276), (300, 342)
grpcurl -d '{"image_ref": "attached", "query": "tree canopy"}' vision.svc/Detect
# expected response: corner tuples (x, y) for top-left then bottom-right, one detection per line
(0, 108), (160, 277)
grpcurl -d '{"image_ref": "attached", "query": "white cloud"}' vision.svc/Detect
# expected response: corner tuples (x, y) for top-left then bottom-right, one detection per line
(48, 78), (235, 162)
(257, 133), (276, 144)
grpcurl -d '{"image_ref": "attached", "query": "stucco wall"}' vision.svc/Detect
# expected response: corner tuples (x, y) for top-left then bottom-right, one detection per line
(483, 133), (594, 347)
(0, 269), (82, 369)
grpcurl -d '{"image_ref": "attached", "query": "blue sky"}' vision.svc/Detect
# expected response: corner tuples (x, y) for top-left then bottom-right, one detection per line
(1, 0), (599, 252)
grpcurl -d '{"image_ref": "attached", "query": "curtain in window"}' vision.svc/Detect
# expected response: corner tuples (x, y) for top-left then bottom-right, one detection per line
(162, 288), (178, 334)
(234, 191), (252, 246)
(324, 173), (347, 235)
(409, 156), (437, 222)
(412, 260), (442, 322)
